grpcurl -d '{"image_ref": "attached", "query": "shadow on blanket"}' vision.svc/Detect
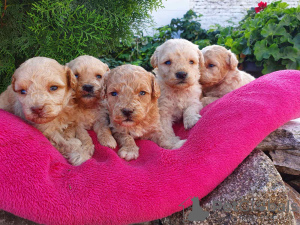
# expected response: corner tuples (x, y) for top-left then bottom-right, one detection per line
(0, 70), (300, 225)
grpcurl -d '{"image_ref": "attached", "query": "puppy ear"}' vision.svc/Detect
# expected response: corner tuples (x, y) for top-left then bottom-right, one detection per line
(226, 50), (238, 70)
(100, 72), (108, 100)
(65, 66), (77, 90)
(150, 49), (159, 68)
(151, 74), (160, 99)
(11, 76), (17, 92)
(198, 49), (205, 69)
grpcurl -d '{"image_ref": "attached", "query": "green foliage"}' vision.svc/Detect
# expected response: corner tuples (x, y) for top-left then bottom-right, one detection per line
(102, 10), (219, 70)
(218, 1), (300, 74)
(0, 0), (163, 92)
(26, 0), (111, 62)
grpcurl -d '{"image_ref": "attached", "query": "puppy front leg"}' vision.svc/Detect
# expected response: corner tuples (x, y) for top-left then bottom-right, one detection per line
(44, 130), (82, 159)
(94, 108), (117, 149)
(183, 100), (203, 129)
(150, 129), (186, 150)
(67, 125), (95, 166)
(160, 110), (182, 144)
(114, 132), (139, 161)
(201, 96), (219, 107)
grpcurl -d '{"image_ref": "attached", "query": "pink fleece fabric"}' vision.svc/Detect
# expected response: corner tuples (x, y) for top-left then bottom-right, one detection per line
(0, 70), (300, 225)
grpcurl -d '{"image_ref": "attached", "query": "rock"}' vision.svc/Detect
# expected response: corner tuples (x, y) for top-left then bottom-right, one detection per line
(0, 211), (38, 225)
(270, 150), (300, 176)
(256, 118), (300, 151)
(133, 220), (160, 225)
(289, 178), (300, 193)
(285, 183), (300, 225)
(161, 150), (297, 225)
(256, 118), (300, 176)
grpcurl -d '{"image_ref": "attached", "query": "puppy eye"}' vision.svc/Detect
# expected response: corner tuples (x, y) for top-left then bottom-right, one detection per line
(50, 86), (58, 91)
(75, 74), (79, 78)
(20, 89), (27, 95)
(139, 91), (146, 96)
(111, 92), (118, 96)
(164, 60), (171, 65)
(208, 64), (215, 68)
(96, 75), (102, 79)
(189, 60), (194, 64)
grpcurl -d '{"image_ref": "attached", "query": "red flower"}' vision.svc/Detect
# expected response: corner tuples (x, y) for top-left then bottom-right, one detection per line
(255, 1), (267, 13)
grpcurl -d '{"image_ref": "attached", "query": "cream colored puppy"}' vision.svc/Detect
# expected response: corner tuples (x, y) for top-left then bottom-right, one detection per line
(200, 45), (255, 106)
(151, 39), (204, 143)
(66, 56), (117, 161)
(102, 64), (184, 161)
(0, 57), (89, 165)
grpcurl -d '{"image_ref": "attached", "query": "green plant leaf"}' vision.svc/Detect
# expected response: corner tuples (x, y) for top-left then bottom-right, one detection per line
(268, 44), (280, 61)
(262, 59), (285, 74)
(254, 40), (269, 61)
(292, 34), (300, 49)
(242, 47), (251, 55)
(261, 24), (286, 37)
(280, 46), (298, 62)
(224, 37), (233, 47)
(282, 59), (300, 70)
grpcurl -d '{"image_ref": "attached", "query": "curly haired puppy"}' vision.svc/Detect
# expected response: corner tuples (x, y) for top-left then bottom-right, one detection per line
(66, 56), (117, 161)
(151, 39), (204, 143)
(102, 64), (184, 161)
(200, 45), (255, 106)
(0, 57), (89, 165)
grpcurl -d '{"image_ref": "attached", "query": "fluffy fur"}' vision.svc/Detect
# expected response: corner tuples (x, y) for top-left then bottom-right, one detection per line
(200, 45), (255, 106)
(66, 55), (117, 165)
(151, 39), (204, 143)
(102, 64), (183, 161)
(0, 57), (88, 165)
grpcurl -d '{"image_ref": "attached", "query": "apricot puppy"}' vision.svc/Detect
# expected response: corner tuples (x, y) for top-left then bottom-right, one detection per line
(66, 56), (117, 163)
(102, 64), (183, 161)
(0, 57), (88, 165)
(200, 45), (255, 106)
(151, 39), (204, 143)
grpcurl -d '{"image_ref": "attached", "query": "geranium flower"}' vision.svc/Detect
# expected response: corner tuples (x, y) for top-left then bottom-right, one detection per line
(255, 1), (267, 13)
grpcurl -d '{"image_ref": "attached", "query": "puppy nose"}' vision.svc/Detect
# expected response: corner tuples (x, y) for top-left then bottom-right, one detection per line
(82, 85), (94, 93)
(31, 106), (44, 114)
(176, 71), (188, 80)
(121, 109), (134, 117)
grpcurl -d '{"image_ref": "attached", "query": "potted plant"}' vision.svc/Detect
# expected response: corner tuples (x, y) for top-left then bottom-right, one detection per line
(218, 1), (300, 76)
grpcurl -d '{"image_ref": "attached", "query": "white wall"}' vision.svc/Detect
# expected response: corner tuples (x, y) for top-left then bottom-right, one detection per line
(191, 0), (299, 29)
(146, 0), (190, 35)
(147, 0), (299, 33)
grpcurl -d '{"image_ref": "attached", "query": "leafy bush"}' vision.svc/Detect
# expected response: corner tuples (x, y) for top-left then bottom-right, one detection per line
(108, 2), (299, 76)
(0, 0), (163, 92)
(218, 1), (300, 74)
(101, 10), (219, 70)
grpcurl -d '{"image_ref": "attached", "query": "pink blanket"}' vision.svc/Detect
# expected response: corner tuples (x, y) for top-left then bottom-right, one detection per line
(0, 70), (300, 225)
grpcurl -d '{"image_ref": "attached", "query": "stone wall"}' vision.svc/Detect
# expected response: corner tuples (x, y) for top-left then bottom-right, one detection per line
(191, 0), (299, 29)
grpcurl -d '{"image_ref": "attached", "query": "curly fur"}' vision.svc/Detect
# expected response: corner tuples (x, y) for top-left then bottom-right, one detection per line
(102, 64), (184, 161)
(200, 45), (255, 106)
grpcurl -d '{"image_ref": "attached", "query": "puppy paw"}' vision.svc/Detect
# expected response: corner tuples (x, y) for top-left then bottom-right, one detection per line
(118, 146), (139, 161)
(184, 114), (201, 130)
(98, 134), (117, 149)
(68, 151), (91, 166)
(172, 139), (186, 149)
(82, 143), (95, 157)
(64, 138), (82, 153)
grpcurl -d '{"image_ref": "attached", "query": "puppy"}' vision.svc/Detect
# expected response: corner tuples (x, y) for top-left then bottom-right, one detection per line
(200, 45), (255, 106)
(151, 39), (204, 143)
(0, 57), (88, 165)
(102, 64), (184, 161)
(66, 56), (117, 160)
